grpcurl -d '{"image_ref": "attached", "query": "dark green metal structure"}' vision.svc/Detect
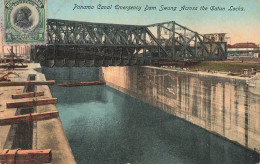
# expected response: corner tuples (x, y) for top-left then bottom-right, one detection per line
(32, 19), (227, 67)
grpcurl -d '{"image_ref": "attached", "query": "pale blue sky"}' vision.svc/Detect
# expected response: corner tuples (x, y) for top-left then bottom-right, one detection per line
(1, 0), (260, 44)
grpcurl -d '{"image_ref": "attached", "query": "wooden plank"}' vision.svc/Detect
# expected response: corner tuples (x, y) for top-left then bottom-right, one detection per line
(12, 92), (45, 99)
(0, 80), (55, 86)
(6, 98), (57, 108)
(57, 81), (105, 87)
(0, 111), (59, 126)
(0, 65), (28, 68)
(0, 68), (8, 74)
(4, 55), (22, 58)
(0, 149), (51, 164)
(0, 70), (13, 79)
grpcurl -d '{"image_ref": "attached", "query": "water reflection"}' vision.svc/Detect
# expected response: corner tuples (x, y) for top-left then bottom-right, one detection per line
(51, 85), (259, 164)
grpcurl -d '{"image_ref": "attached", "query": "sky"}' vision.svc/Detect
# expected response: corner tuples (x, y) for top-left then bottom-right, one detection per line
(0, 0), (260, 45)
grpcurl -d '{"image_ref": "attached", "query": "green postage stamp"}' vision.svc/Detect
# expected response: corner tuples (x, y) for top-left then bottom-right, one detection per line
(2, 0), (47, 44)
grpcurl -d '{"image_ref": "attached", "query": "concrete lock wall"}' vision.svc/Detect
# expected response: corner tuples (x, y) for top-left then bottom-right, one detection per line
(42, 67), (99, 82)
(100, 66), (260, 153)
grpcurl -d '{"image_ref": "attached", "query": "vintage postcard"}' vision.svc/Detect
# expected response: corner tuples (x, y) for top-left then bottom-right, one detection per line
(0, 0), (259, 164)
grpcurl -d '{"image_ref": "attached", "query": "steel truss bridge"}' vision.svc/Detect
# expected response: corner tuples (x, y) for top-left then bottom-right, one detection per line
(32, 19), (227, 67)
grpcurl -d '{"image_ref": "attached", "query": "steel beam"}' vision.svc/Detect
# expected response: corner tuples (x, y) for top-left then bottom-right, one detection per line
(33, 19), (227, 66)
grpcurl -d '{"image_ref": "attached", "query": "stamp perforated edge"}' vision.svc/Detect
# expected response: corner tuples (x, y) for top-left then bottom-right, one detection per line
(1, 0), (48, 46)
(1, 0), (4, 46)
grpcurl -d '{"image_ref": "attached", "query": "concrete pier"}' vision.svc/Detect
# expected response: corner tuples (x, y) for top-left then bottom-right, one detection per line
(0, 63), (76, 163)
(100, 66), (260, 154)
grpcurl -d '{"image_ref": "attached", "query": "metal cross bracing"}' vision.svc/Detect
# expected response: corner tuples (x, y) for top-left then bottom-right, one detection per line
(32, 19), (227, 67)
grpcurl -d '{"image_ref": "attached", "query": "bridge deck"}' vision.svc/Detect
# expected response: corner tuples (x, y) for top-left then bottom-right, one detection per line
(32, 19), (227, 67)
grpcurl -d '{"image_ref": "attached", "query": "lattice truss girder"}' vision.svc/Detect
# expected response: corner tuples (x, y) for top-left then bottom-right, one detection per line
(147, 21), (227, 60)
(33, 19), (227, 63)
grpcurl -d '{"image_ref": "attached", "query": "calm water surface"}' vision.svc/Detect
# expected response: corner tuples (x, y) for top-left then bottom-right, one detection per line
(49, 85), (259, 164)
